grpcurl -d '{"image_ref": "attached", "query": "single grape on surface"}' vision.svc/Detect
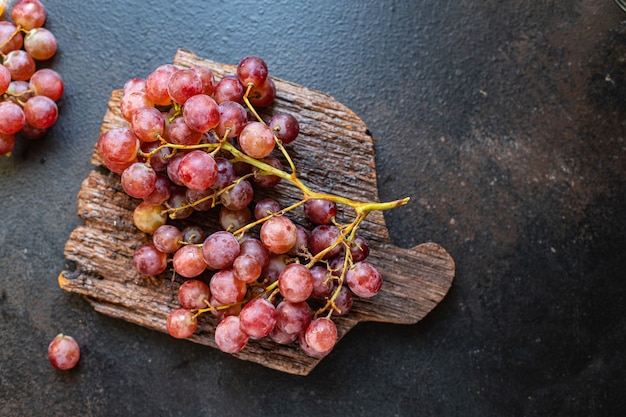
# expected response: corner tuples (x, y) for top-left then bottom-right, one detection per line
(48, 334), (80, 370)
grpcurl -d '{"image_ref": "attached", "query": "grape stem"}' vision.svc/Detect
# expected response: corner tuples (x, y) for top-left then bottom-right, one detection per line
(142, 77), (410, 319)
(0, 25), (25, 57)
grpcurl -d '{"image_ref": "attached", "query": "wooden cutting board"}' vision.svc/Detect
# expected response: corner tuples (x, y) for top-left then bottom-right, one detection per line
(58, 49), (455, 376)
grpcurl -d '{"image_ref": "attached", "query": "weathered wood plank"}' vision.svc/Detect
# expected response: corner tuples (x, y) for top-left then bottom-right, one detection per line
(59, 49), (455, 375)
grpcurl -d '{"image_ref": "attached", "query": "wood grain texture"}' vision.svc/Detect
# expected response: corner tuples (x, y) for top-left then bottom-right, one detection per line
(59, 49), (455, 376)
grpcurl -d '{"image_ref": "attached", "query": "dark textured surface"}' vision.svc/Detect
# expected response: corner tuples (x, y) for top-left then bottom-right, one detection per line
(0, 1), (624, 416)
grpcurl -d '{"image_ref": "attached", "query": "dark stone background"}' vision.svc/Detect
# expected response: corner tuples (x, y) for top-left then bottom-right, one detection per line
(1, 1), (624, 416)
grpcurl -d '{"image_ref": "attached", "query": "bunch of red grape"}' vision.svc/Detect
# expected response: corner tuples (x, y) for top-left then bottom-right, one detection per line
(97, 55), (399, 359)
(0, 0), (63, 155)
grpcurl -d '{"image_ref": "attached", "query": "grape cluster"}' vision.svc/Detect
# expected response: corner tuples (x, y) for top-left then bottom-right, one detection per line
(0, 0), (63, 155)
(97, 55), (407, 359)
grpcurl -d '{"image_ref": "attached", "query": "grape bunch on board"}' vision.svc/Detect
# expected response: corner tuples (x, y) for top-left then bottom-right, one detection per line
(96, 54), (409, 359)
(0, 0), (63, 156)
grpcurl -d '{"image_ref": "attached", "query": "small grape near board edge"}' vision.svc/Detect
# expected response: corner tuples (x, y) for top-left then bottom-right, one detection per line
(0, 0), (64, 156)
(97, 54), (410, 360)
(48, 333), (80, 370)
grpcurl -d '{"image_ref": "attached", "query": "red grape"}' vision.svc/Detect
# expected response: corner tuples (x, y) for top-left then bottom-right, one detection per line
(178, 279), (211, 309)
(278, 263), (314, 303)
(29, 68), (64, 101)
(123, 77), (145, 96)
(0, 133), (16, 155)
(176, 150), (218, 190)
(190, 66), (216, 96)
(219, 178), (254, 210)
(0, 101), (25, 135)
(268, 112), (299, 144)
(237, 55), (268, 88)
(304, 199), (338, 225)
(165, 152), (187, 186)
(213, 74), (244, 104)
(120, 90), (153, 122)
(208, 295), (242, 320)
(0, 22), (23, 54)
(288, 224), (310, 257)
(309, 265), (334, 299)
(254, 198), (281, 220)
(48, 334), (80, 370)
(238, 121), (275, 159)
(261, 253), (289, 283)
(131, 106), (165, 142)
(232, 253), (262, 283)
(132, 201), (167, 233)
(23, 27), (57, 60)
(181, 225), (206, 244)
(209, 269), (246, 305)
(215, 101), (247, 139)
(215, 315), (249, 353)
(331, 285), (353, 316)
(308, 224), (343, 259)
(166, 116), (203, 146)
(142, 143), (172, 173)
(143, 174), (172, 205)
(0, 65), (10, 95)
(270, 327), (299, 345)
(166, 186), (193, 219)
(274, 300), (311, 335)
(133, 244), (168, 276)
(349, 235), (370, 262)
(239, 237), (270, 270)
(219, 206), (252, 231)
(247, 77), (276, 107)
(182, 93), (219, 133)
(5, 80), (33, 103)
(145, 64), (177, 106)
(3, 49), (35, 81)
(260, 216), (298, 254)
(23, 95), (58, 129)
(20, 123), (47, 140)
(166, 308), (198, 339)
(211, 156), (236, 190)
(252, 156), (282, 188)
(346, 261), (383, 298)
(167, 69), (202, 105)
(239, 298), (277, 339)
(97, 127), (140, 165)
(12, 0), (47, 30)
(304, 317), (337, 355)
(202, 231), (240, 270)
(172, 244), (206, 278)
(152, 224), (183, 254)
